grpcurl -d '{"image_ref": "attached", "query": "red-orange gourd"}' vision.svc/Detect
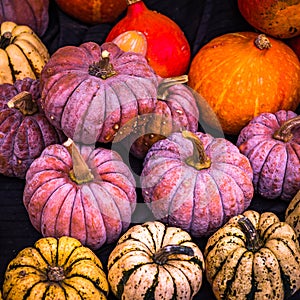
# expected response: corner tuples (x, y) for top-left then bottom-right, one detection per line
(106, 0), (191, 78)
(188, 32), (300, 136)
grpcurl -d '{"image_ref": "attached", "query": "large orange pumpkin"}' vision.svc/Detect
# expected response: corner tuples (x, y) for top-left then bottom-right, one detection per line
(188, 32), (300, 136)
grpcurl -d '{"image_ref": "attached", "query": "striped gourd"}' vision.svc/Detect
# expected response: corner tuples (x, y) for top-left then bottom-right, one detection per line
(286, 190), (300, 238)
(2, 236), (109, 300)
(107, 221), (205, 300)
(204, 210), (300, 300)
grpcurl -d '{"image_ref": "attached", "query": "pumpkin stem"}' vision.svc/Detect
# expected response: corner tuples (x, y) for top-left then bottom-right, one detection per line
(88, 50), (117, 79)
(273, 115), (300, 143)
(254, 34), (272, 50)
(47, 266), (65, 282)
(153, 245), (194, 265)
(64, 138), (94, 184)
(7, 91), (38, 115)
(157, 75), (189, 100)
(0, 31), (12, 49)
(238, 216), (262, 252)
(182, 130), (211, 170)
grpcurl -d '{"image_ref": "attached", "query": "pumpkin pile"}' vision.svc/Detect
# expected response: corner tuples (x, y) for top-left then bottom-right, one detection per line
(1, 2), (300, 300)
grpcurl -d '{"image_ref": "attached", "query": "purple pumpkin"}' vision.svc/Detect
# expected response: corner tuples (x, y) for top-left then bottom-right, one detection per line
(0, 77), (65, 179)
(237, 110), (300, 201)
(140, 130), (254, 237)
(40, 41), (158, 145)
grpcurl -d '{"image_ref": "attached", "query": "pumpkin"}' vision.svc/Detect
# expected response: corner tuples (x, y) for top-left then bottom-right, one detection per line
(117, 75), (199, 159)
(23, 138), (137, 250)
(55, 0), (127, 24)
(106, 0), (191, 78)
(204, 209), (300, 300)
(140, 130), (254, 237)
(0, 0), (49, 37)
(285, 190), (300, 238)
(0, 77), (65, 179)
(2, 236), (109, 300)
(188, 32), (300, 136)
(40, 41), (158, 145)
(238, 0), (300, 39)
(107, 220), (205, 300)
(0, 21), (50, 84)
(237, 110), (300, 201)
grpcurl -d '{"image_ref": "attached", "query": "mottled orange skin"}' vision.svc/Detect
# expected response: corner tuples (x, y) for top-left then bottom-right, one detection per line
(188, 32), (300, 136)
(55, 0), (127, 24)
(238, 0), (300, 39)
(106, 1), (191, 78)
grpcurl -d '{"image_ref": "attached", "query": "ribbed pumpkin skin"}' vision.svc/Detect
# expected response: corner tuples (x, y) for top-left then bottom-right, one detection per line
(0, 0), (49, 36)
(107, 221), (205, 300)
(122, 76), (199, 159)
(285, 190), (300, 238)
(2, 236), (109, 300)
(23, 142), (137, 250)
(141, 131), (254, 237)
(188, 32), (300, 135)
(237, 110), (300, 201)
(0, 78), (65, 179)
(204, 210), (300, 300)
(40, 41), (158, 144)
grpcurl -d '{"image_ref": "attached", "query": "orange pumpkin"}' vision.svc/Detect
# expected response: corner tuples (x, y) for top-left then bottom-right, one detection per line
(188, 32), (300, 136)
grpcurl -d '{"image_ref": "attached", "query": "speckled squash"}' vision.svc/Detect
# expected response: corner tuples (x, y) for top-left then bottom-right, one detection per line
(237, 110), (300, 201)
(2, 236), (109, 300)
(141, 130), (254, 237)
(40, 41), (158, 144)
(204, 210), (300, 300)
(0, 77), (65, 179)
(188, 32), (300, 135)
(286, 190), (300, 238)
(23, 139), (137, 250)
(119, 75), (199, 159)
(107, 221), (205, 300)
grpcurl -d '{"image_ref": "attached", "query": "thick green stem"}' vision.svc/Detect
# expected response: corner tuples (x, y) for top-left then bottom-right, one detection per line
(273, 115), (300, 142)
(153, 245), (194, 265)
(7, 91), (38, 115)
(157, 75), (189, 100)
(64, 139), (94, 184)
(88, 50), (116, 79)
(182, 130), (211, 170)
(238, 216), (262, 252)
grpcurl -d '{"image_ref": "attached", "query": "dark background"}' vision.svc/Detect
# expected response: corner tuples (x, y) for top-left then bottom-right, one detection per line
(1, 0), (300, 299)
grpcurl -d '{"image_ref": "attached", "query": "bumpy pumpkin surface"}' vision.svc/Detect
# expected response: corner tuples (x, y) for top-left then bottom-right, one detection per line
(23, 140), (137, 250)
(2, 236), (109, 300)
(141, 131), (254, 237)
(119, 75), (199, 159)
(0, 0), (49, 37)
(40, 41), (158, 144)
(107, 221), (205, 300)
(285, 190), (300, 238)
(0, 77), (65, 179)
(0, 21), (50, 84)
(204, 210), (300, 300)
(237, 110), (300, 201)
(188, 32), (300, 135)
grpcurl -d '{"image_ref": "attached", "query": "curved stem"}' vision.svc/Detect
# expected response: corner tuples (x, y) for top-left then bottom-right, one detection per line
(254, 34), (272, 50)
(64, 139), (94, 184)
(157, 75), (189, 100)
(7, 91), (38, 115)
(0, 31), (12, 49)
(153, 245), (194, 265)
(88, 50), (116, 79)
(238, 216), (262, 252)
(182, 130), (211, 170)
(273, 116), (300, 142)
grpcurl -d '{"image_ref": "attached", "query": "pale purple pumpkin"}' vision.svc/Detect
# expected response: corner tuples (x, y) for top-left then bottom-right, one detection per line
(23, 140), (137, 250)
(140, 130), (254, 237)
(237, 110), (300, 201)
(40, 41), (158, 145)
(0, 77), (65, 179)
